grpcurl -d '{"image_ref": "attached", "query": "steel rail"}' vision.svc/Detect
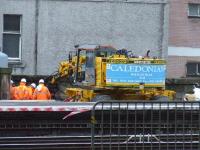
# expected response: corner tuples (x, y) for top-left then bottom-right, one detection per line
(0, 136), (133, 150)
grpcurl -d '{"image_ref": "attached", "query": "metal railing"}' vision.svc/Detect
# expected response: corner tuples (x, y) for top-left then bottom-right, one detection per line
(91, 101), (200, 150)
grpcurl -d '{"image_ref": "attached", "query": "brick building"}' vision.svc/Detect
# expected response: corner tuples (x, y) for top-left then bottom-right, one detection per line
(168, 0), (200, 78)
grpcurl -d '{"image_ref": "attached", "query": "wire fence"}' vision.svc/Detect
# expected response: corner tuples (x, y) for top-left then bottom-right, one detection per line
(91, 101), (200, 150)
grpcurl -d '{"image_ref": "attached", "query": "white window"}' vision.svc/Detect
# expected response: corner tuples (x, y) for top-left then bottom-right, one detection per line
(188, 4), (200, 17)
(3, 14), (22, 62)
(186, 62), (200, 76)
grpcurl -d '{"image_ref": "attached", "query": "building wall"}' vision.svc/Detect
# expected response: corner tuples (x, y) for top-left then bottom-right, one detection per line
(169, 0), (200, 48)
(167, 55), (200, 78)
(168, 0), (200, 78)
(0, 0), (169, 75)
(0, 0), (36, 75)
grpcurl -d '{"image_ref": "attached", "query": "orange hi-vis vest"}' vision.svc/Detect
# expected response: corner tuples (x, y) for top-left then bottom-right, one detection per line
(33, 84), (51, 100)
(27, 86), (35, 100)
(14, 82), (29, 100)
(10, 86), (17, 100)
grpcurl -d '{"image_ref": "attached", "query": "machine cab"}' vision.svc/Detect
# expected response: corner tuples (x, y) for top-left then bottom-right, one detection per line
(74, 44), (116, 85)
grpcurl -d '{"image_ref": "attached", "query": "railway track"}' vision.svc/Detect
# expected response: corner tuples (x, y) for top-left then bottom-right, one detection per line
(0, 134), (199, 150)
(0, 136), (92, 150)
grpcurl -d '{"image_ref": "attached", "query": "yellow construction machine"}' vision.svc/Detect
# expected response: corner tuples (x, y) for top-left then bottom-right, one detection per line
(51, 44), (176, 102)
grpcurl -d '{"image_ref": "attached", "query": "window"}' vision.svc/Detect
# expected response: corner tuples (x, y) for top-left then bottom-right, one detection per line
(186, 62), (200, 76)
(188, 4), (200, 17)
(86, 51), (95, 68)
(3, 15), (21, 61)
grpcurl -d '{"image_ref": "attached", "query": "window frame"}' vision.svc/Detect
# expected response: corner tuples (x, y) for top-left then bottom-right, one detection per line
(188, 3), (200, 18)
(186, 62), (200, 76)
(2, 14), (22, 62)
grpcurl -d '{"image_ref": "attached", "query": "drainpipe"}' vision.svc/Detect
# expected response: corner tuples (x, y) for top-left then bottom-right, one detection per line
(160, 2), (169, 59)
(34, 0), (39, 75)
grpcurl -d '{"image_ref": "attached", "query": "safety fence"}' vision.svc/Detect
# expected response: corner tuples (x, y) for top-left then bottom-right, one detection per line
(91, 101), (200, 150)
(0, 101), (200, 149)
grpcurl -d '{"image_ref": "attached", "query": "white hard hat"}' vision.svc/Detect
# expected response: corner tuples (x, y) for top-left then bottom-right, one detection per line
(39, 79), (44, 83)
(21, 78), (26, 83)
(31, 83), (36, 88)
(10, 80), (14, 84)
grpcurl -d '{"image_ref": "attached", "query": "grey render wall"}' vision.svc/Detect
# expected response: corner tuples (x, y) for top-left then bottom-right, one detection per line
(0, 0), (169, 75)
(0, 0), (36, 75)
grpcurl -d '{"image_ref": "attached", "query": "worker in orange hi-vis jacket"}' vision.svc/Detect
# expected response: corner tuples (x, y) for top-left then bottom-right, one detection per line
(10, 80), (17, 100)
(33, 79), (51, 100)
(14, 78), (29, 100)
(27, 83), (36, 100)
